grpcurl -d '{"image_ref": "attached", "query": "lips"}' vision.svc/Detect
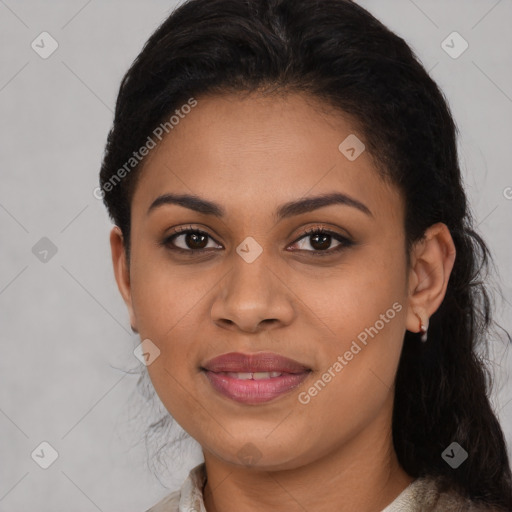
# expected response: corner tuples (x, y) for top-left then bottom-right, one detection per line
(202, 352), (310, 374)
(201, 352), (311, 404)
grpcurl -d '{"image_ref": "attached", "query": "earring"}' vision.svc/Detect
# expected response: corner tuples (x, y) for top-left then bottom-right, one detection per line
(418, 315), (428, 343)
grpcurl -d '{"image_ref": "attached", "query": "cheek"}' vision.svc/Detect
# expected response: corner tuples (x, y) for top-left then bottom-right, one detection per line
(294, 246), (407, 341)
(129, 245), (204, 335)
(293, 247), (407, 407)
(294, 298), (406, 453)
(131, 262), (210, 424)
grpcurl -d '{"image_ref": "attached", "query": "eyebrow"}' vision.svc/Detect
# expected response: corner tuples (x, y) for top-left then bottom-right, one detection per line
(147, 192), (372, 219)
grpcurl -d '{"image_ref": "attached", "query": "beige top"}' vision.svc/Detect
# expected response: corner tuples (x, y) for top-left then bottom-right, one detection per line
(145, 463), (496, 511)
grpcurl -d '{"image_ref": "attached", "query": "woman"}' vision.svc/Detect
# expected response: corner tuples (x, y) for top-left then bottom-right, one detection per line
(99, 0), (512, 510)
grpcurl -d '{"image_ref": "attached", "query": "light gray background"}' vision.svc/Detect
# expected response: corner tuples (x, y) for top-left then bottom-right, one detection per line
(1, 0), (511, 510)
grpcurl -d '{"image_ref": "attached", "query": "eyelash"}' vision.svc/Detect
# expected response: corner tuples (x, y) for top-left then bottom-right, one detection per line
(162, 225), (354, 257)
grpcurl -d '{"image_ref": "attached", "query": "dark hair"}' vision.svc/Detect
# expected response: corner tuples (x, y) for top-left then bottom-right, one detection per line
(100, 0), (512, 507)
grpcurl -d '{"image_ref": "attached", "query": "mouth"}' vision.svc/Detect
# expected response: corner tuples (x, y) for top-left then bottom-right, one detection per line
(201, 352), (312, 404)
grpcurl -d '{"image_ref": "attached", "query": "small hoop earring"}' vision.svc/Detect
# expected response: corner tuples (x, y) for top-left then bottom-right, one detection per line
(418, 316), (428, 343)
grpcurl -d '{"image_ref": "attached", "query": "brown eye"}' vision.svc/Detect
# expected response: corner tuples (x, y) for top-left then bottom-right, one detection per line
(291, 228), (353, 255)
(182, 232), (208, 249)
(165, 228), (222, 252)
(308, 232), (332, 251)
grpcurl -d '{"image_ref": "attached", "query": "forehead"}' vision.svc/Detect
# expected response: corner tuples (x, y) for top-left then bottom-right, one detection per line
(131, 92), (403, 224)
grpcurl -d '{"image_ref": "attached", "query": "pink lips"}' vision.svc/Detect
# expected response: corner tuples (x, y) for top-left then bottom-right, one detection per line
(201, 352), (311, 404)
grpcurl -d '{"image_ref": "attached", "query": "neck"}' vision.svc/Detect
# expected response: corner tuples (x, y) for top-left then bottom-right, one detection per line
(202, 397), (413, 512)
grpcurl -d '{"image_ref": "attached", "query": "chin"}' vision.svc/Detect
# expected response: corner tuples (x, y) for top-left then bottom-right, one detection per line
(203, 435), (313, 471)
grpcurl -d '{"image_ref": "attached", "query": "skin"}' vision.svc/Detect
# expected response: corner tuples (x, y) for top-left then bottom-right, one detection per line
(110, 92), (456, 512)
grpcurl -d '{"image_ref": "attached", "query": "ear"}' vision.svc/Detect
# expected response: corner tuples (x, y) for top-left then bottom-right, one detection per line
(110, 226), (138, 333)
(405, 222), (456, 334)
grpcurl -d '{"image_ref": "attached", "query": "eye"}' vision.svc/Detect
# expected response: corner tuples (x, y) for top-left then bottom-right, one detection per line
(290, 227), (353, 255)
(162, 225), (354, 256)
(163, 226), (222, 252)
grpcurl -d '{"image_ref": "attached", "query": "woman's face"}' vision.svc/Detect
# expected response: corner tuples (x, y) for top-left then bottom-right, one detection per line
(114, 92), (414, 470)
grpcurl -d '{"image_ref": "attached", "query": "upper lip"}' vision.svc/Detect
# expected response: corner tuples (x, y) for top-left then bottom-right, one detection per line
(202, 352), (311, 374)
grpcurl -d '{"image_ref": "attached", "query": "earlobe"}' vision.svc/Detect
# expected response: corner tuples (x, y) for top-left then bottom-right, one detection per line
(406, 222), (456, 336)
(110, 226), (138, 332)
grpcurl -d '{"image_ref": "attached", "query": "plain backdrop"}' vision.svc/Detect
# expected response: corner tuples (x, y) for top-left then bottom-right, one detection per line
(1, 0), (511, 510)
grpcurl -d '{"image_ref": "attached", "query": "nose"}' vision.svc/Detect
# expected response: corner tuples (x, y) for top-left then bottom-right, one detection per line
(210, 254), (295, 333)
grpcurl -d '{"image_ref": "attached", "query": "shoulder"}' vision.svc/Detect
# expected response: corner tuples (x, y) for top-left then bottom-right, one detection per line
(144, 489), (181, 512)
(410, 475), (506, 512)
(143, 462), (207, 512)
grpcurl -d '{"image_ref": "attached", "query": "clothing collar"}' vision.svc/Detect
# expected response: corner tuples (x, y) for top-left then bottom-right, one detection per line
(177, 463), (207, 512)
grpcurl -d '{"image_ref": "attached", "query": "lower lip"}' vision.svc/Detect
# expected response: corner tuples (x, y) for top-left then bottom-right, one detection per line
(203, 370), (310, 404)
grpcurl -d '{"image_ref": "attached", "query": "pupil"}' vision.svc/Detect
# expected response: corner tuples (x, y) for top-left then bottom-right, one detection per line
(187, 233), (208, 249)
(311, 233), (330, 250)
